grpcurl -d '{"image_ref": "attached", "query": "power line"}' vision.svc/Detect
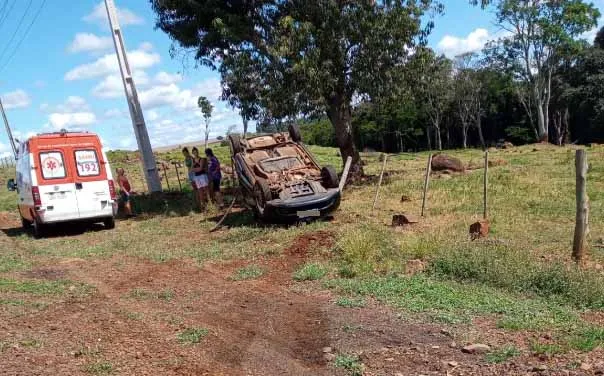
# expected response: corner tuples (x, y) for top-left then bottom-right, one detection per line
(0, 0), (16, 30)
(0, 1), (9, 23)
(0, 0), (45, 74)
(0, 0), (33, 66)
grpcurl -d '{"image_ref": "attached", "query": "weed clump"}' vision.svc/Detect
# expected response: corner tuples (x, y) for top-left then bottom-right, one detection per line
(334, 224), (399, 277)
(428, 245), (604, 309)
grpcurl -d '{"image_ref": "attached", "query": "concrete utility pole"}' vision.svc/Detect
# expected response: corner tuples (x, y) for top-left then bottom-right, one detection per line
(0, 97), (17, 158)
(104, 0), (162, 192)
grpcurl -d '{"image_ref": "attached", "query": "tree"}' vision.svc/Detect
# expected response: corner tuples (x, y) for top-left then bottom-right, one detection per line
(412, 49), (452, 150)
(197, 96), (213, 149)
(454, 53), (482, 148)
(151, 0), (442, 176)
(476, 0), (600, 142)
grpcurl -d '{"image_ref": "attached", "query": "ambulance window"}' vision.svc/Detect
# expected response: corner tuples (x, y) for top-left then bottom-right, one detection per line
(75, 150), (100, 177)
(39, 151), (66, 180)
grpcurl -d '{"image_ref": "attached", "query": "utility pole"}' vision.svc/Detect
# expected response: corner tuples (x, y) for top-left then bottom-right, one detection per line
(0, 97), (17, 158)
(104, 0), (161, 192)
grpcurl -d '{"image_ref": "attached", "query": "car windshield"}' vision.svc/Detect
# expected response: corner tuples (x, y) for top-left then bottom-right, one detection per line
(258, 156), (304, 173)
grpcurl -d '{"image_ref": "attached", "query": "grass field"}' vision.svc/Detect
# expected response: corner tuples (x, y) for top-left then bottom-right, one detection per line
(1, 143), (604, 375)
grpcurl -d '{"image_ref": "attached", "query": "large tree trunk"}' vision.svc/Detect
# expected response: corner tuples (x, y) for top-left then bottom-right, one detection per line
(462, 123), (468, 149)
(476, 116), (485, 150)
(242, 116), (249, 138)
(327, 94), (363, 178)
(434, 123), (442, 150)
(535, 86), (548, 142)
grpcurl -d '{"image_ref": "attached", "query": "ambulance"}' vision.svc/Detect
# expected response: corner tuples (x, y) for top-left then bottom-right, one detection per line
(7, 130), (118, 237)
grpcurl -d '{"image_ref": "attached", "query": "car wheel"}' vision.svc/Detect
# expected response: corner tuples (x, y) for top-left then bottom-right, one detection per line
(288, 124), (302, 142)
(228, 134), (243, 155)
(253, 179), (271, 217)
(103, 217), (116, 230)
(32, 220), (44, 239)
(321, 165), (339, 188)
(21, 216), (31, 229)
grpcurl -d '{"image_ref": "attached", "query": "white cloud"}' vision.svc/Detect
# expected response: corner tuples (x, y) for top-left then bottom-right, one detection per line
(437, 28), (492, 58)
(92, 70), (149, 98)
(68, 33), (113, 54)
(147, 109), (160, 121)
(48, 112), (97, 130)
(65, 46), (160, 81)
(45, 96), (96, 131)
(1, 89), (31, 109)
(104, 108), (124, 119)
(84, 1), (143, 28)
(154, 71), (183, 85)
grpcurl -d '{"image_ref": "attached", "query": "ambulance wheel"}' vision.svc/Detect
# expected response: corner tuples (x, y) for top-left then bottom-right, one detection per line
(21, 216), (31, 229)
(32, 220), (45, 239)
(104, 217), (116, 230)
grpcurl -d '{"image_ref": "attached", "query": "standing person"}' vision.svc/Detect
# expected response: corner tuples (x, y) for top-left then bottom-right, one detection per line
(182, 147), (199, 207)
(205, 148), (224, 208)
(191, 147), (209, 211)
(116, 168), (135, 217)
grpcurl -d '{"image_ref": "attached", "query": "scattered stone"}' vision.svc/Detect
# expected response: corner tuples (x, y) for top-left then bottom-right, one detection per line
(392, 214), (419, 227)
(400, 195), (411, 202)
(324, 353), (336, 362)
(431, 153), (465, 173)
(580, 363), (592, 371)
(385, 357), (395, 362)
(431, 346), (440, 350)
(405, 259), (426, 276)
(322, 346), (332, 353)
(469, 220), (490, 240)
(502, 141), (514, 149)
(449, 342), (457, 348)
(68, 285), (76, 292)
(462, 344), (491, 354)
(448, 361), (459, 367)
(531, 365), (548, 372)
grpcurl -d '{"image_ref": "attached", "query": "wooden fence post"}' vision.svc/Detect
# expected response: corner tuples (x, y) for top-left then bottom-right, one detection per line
(338, 156), (353, 193)
(372, 153), (389, 210)
(483, 150), (489, 219)
(172, 162), (183, 191)
(421, 154), (433, 217)
(572, 149), (589, 263)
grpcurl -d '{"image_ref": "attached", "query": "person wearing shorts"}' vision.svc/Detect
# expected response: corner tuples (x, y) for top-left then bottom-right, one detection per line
(116, 168), (135, 217)
(191, 147), (209, 211)
(205, 148), (224, 207)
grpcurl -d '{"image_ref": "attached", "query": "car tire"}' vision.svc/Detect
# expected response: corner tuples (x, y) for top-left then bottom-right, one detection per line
(321, 165), (339, 188)
(103, 217), (116, 230)
(253, 179), (271, 217)
(32, 220), (44, 239)
(228, 134), (243, 155)
(21, 216), (31, 229)
(288, 124), (302, 142)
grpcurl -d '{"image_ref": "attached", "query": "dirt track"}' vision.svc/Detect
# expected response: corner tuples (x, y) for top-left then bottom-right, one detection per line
(1, 215), (603, 375)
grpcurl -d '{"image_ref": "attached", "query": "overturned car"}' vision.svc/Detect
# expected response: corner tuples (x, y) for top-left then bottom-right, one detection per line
(228, 125), (341, 222)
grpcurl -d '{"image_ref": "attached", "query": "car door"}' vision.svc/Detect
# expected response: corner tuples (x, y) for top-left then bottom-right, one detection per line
(37, 149), (81, 222)
(72, 148), (112, 219)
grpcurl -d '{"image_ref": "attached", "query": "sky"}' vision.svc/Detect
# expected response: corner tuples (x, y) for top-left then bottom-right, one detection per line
(0, 0), (602, 156)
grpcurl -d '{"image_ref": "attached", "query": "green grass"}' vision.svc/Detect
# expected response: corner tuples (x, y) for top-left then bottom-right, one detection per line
(334, 353), (363, 376)
(176, 328), (209, 345)
(485, 345), (520, 363)
(530, 342), (564, 356)
(0, 254), (30, 273)
(126, 288), (174, 301)
(335, 296), (366, 308)
(0, 278), (92, 296)
(293, 263), (328, 281)
(230, 265), (265, 281)
(84, 361), (114, 375)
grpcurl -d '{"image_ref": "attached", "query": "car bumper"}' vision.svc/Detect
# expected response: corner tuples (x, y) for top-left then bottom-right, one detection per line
(263, 188), (340, 221)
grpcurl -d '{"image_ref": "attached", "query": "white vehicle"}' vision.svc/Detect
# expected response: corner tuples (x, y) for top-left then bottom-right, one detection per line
(7, 130), (118, 237)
